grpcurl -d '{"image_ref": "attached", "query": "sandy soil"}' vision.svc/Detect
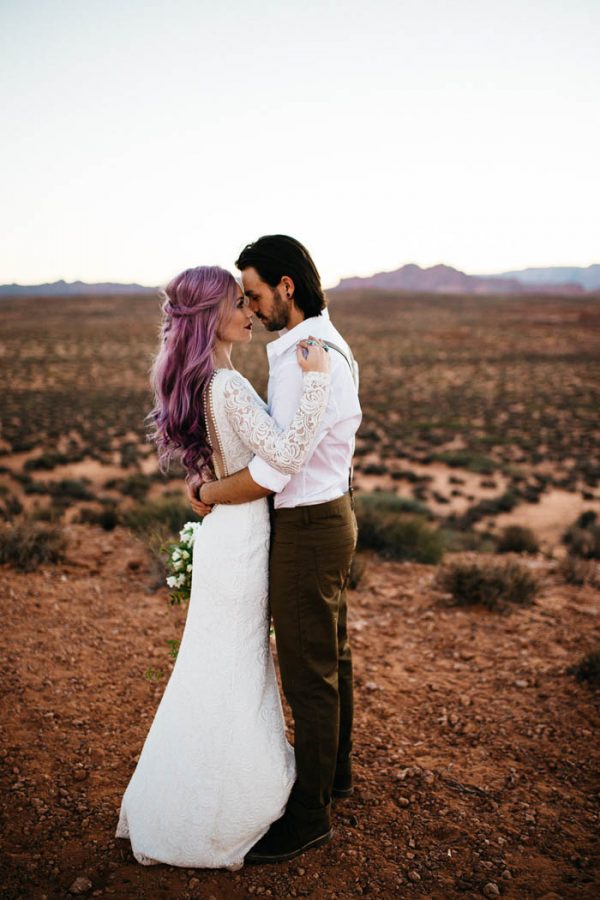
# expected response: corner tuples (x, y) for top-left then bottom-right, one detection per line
(1, 525), (599, 899)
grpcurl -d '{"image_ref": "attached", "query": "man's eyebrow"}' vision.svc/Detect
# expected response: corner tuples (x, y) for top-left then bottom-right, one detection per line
(244, 289), (256, 297)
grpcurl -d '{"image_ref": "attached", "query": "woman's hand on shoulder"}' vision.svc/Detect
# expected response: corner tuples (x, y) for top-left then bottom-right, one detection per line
(296, 336), (331, 374)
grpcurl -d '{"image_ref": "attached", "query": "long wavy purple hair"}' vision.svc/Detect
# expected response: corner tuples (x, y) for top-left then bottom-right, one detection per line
(148, 266), (238, 483)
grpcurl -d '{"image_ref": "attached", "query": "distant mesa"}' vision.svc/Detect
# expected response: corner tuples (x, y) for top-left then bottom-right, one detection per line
(332, 263), (600, 295)
(0, 279), (156, 298)
(2, 265), (600, 298)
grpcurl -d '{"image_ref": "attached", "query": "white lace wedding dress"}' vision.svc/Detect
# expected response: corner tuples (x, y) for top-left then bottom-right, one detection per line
(116, 368), (330, 869)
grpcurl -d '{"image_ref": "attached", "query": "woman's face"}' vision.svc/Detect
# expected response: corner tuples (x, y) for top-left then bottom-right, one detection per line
(217, 287), (253, 344)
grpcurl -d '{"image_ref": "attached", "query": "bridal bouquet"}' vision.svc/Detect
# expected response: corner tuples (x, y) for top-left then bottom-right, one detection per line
(165, 521), (202, 605)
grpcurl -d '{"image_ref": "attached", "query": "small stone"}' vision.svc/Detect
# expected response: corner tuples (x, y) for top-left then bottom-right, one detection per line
(407, 870), (421, 882)
(398, 796), (410, 807)
(483, 883), (500, 897)
(365, 681), (379, 692)
(515, 680), (528, 688)
(74, 770), (88, 782)
(297, 867), (305, 876)
(188, 878), (199, 889)
(501, 869), (512, 880)
(69, 877), (93, 895)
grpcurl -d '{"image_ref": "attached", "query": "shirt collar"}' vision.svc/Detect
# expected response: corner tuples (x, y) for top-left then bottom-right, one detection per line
(267, 308), (331, 361)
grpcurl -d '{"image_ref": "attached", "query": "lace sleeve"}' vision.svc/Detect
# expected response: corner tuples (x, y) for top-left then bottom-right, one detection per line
(222, 371), (330, 474)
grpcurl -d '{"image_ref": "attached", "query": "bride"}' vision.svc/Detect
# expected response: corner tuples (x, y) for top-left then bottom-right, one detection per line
(115, 265), (331, 869)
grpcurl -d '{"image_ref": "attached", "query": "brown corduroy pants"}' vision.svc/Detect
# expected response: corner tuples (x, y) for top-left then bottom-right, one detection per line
(269, 493), (357, 830)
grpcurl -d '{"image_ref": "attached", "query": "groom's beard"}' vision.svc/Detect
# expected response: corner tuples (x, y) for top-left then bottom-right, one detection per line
(260, 287), (290, 332)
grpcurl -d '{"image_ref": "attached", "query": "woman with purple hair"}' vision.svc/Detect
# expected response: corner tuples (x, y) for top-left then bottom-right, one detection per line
(115, 265), (331, 869)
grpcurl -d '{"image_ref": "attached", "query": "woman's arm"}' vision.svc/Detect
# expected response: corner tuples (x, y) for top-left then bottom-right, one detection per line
(194, 467), (270, 509)
(221, 369), (330, 476)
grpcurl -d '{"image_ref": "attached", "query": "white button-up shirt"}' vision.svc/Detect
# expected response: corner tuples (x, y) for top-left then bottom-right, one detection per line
(248, 308), (362, 509)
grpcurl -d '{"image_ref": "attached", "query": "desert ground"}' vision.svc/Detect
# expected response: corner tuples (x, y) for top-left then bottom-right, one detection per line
(1, 289), (599, 898)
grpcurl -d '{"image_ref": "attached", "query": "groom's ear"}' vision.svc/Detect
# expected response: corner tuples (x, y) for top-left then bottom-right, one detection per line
(280, 276), (295, 301)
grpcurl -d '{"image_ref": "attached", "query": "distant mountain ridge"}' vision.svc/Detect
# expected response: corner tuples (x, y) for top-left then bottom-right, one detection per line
(2, 265), (599, 297)
(333, 264), (600, 295)
(0, 280), (155, 297)
(482, 265), (600, 292)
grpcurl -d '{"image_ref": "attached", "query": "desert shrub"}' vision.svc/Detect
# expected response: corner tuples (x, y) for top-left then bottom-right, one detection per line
(355, 492), (443, 564)
(362, 463), (389, 476)
(496, 525), (539, 555)
(123, 497), (198, 537)
(458, 491), (518, 528)
(568, 649), (600, 688)
(562, 511), (600, 560)
(435, 558), (538, 611)
(120, 443), (140, 468)
(120, 473), (152, 500)
(558, 555), (600, 587)
(0, 491), (23, 520)
(23, 481), (51, 495)
(356, 491), (432, 518)
(24, 451), (67, 471)
(0, 519), (68, 572)
(29, 504), (63, 523)
(77, 505), (120, 531)
(50, 478), (94, 501)
(432, 451), (496, 474)
(439, 527), (496, 554)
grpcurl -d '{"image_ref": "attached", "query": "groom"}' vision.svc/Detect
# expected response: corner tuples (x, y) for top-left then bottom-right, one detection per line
(190, 235), (361, 863)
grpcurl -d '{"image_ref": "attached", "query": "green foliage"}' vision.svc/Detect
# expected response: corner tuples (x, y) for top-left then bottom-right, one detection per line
(355, 492), (443, 564)
(568, 649), (600, 688)
(145, 667), (165, 681)
(164, 522), (201, 605)
(496, 525), (539, 555)
(166, 639), (180, 659)
(436, 558), (538, 611)
(0, 519), (68, 572)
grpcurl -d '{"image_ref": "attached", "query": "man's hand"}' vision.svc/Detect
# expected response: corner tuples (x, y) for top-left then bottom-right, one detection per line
(186, 479), (214, 517)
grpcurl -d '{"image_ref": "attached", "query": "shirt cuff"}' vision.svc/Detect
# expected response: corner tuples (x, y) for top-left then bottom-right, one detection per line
(248, 455), (291, 493)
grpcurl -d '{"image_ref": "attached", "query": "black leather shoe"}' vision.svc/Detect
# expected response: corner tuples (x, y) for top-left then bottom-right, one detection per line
(245, 813), (333, 865)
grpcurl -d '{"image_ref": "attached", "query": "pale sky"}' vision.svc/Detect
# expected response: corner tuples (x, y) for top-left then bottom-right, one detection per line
(1, 0), (598, 288)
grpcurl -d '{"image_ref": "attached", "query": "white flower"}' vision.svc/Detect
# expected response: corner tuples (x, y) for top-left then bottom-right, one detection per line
(181, 550), (190, 559)
(171, 549), (181, 561)
(166, 575), (177, 588)
(187, 564), (192, 573)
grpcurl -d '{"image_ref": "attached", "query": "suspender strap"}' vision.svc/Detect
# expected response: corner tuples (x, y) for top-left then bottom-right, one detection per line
(321, 340), (359, 508)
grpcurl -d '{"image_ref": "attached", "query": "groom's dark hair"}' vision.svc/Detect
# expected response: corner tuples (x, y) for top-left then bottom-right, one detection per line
(235, 234), (326, 319)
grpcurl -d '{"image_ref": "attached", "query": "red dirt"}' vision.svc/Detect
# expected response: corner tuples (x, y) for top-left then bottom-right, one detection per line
(1, 525), (599, 899)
